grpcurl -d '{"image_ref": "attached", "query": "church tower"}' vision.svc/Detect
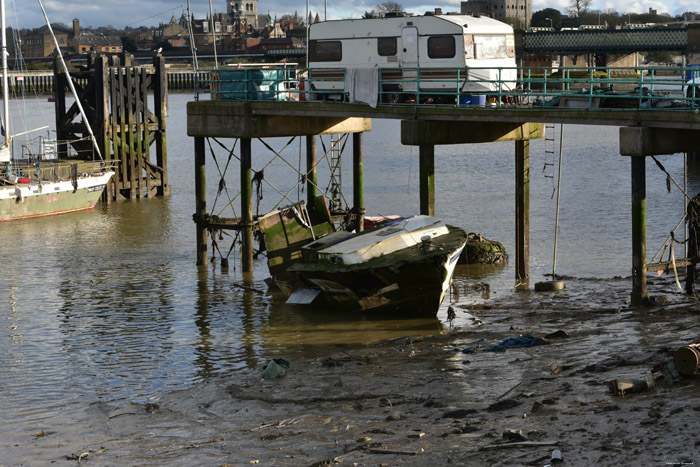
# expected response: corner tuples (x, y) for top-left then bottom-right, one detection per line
(228, 0), (258, 29)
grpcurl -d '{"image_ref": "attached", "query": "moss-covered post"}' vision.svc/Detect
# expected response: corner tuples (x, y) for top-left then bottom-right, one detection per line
(353, 132), (365, 232)
(631, 156), (648, 306)
(306, 135), (317, 205)
(419, 144), (435, 216)
(515, 140), (530, 290)
(241, 138), (254, 275)
(195, 137), (207, 266)
(154, 54), (169, 196)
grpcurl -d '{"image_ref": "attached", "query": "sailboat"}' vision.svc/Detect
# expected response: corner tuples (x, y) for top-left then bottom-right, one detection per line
(0, 0), (114, 221)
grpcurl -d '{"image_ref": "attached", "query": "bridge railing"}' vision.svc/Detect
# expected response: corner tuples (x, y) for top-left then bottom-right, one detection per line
(195, 65), (700, 110)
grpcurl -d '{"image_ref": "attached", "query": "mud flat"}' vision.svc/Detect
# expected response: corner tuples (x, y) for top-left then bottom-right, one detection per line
(7, 276), (700, 466)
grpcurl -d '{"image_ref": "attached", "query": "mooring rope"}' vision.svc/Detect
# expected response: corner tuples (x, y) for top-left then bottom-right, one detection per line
(651, 156), (694, 203)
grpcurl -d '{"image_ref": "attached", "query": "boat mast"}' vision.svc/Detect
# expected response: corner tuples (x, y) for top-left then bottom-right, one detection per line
(1, 0), (10, 148)
(37, 0), (102, 160)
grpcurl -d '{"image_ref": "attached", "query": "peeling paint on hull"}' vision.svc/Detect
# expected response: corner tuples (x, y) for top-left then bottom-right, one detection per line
(0, 172), (114, 221)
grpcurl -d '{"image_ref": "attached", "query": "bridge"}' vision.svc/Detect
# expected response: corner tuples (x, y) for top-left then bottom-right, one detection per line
(187, 65), (700, 306)
(522, 27), (690, 54)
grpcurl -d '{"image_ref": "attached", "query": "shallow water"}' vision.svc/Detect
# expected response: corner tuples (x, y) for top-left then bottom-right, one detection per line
(0, 93), (696, 445)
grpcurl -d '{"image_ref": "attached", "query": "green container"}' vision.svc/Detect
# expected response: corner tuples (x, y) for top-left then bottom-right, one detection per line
(218, 69), (287, 101)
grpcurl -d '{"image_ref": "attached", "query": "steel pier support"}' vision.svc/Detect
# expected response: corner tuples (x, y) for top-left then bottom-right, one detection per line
(241, 138), (254, 275)
(306, 135), (317, 205)
(353, 133), (365, 232)
(419, 144), (435, 216)
(631, 155), (648, 306)
(195, 136), (207, 266)
(515, 140), (530, 290)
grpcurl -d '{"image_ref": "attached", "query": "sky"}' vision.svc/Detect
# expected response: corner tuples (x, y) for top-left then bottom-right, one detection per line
(9, 0), (693, 30)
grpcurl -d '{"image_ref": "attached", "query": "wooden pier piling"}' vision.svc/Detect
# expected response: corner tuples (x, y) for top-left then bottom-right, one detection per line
(515, 140), (530, 290)
(630, 156), (648, 305)
(306, 135), (318, 205)
(419, 145), (435, 217)
(240, 138), (254, 274)
(353, 132), (365, 232)
(53, 53), (169, 202)
(195, 136), (208, 266)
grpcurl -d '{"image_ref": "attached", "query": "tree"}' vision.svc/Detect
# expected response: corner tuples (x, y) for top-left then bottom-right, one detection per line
(120, 35), (138, 53)
(369, 2), (404, 17)
(378, 1), (404, 12)
(568, 0), (592, 25)
(531, 8), (563, 29)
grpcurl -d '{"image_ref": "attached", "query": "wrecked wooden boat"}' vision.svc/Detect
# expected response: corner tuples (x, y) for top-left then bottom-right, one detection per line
(258, 201), (467, 317)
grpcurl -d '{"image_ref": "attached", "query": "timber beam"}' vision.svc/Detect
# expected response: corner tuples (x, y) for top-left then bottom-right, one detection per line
(620, 127), (700, 156)
(187, 102), (372, 138)
(401, 121), (545, 145)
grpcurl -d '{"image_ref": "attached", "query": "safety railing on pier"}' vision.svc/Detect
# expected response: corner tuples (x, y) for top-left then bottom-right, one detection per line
(4, 160), (118, 184)
(195, 65), (700, 110)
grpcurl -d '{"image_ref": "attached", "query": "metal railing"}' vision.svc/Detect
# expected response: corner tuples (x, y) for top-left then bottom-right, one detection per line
(4, 160), (118, 183)
(195, 65), (700, 111)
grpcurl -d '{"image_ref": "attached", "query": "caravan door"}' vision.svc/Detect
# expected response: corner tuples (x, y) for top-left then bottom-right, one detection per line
(401, 27), (418, 93)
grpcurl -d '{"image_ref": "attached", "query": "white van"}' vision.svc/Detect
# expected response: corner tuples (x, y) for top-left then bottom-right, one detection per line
(307, 13), (517, 104)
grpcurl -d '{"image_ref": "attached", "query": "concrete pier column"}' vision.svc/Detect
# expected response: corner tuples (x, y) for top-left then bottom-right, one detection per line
(195, 137), (208, 266)
(241, 138), (254, 275)
(515, 140), (530, 290)
(631, 156), (648, 306)
(306, 135), (317, 205)
(353, 132), (365, 232)
(419, 144), (435, 216)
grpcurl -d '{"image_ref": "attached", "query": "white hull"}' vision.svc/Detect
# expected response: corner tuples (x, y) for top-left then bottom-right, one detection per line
(0, 171), (114, 221)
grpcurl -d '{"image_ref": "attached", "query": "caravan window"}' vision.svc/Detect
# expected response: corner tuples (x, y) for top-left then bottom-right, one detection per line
(377, 37), (397, 56)
(473, 35), (507, 59)
(309, 40), (342, 62)
(427, 36), (455, 59)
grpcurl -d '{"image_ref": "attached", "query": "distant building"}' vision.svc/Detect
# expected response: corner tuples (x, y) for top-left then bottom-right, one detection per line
(154, 15), (188, 43)
(72, 19), (122, 54)
(228, 0), (259, 29)
(74, 34), (122, 54)
(21, 21), (76, 58)
(460, 0), (531, 29)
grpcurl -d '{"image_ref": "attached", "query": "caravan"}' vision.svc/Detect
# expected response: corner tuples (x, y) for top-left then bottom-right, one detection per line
(308, 13), (517, 104)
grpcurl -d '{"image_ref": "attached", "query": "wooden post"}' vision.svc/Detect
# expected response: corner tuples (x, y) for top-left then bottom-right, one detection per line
(515, 140), (530, 290)
(353, 132), (365, 232)
(141, 68), (152, 197)
(419, 144), (435, 216)
(109, 63), (122, 199)
(53, 58), (67, 159)
(126, 68), (136, 199)
(134, 69), (144, 198)
(154, 54), (169, 196)
(631, 156), (648, 306)
(241, 138), (254, 274)
(118, 67), (128, 197)
(306, 135), (317, 205)
(94, 55), (113, 202)
(195, 137), (208, 266)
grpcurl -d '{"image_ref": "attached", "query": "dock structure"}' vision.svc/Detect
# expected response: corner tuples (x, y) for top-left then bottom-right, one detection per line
(53, 53), (169, 201)
(188, 100), (700, 303)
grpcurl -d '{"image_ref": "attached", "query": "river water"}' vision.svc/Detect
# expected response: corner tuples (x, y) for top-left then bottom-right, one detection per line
(0, 93), (696, 449)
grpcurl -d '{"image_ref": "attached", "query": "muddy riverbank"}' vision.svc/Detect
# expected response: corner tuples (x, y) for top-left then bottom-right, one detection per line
(6, 275), (700, 466)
